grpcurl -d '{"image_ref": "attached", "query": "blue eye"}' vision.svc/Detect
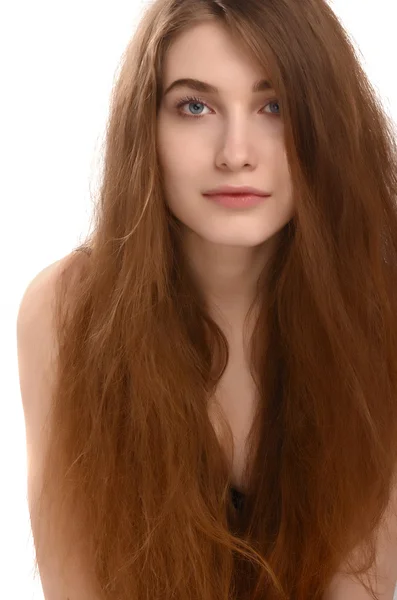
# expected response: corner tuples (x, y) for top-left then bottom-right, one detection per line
(175, 95), (281, 119)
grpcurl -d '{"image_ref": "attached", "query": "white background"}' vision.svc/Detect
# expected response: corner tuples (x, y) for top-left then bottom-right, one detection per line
(1, 1), (396, 598)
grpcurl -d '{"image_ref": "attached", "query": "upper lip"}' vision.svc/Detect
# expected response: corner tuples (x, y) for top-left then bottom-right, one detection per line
(204, 185), (270, 196)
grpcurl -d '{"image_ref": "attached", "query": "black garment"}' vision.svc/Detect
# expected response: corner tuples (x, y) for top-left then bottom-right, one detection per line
(230, 486), (245, 511)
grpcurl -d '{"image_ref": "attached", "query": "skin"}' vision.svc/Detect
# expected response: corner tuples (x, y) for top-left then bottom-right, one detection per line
(157, 20), (295, 329)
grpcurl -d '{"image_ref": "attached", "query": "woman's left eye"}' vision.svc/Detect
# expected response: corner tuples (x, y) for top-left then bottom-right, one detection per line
(175, 95), (281, 119)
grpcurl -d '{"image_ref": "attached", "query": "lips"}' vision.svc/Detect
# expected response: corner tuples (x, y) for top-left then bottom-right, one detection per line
(204, 193), (269, 209)
(204, 186), (270, 197)
(211, 194), (260, 198)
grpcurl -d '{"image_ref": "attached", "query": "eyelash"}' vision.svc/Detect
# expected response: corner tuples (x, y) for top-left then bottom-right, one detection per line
(175, 95), (281, 119)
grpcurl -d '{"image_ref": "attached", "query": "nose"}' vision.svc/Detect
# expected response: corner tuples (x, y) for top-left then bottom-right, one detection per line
(215, 121), (257, 172)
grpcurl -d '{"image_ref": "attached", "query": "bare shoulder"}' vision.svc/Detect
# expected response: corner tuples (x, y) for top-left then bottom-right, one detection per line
(16, 250), (90, 484)
(16, 250), (102, 600)
(16, 249), (91, 471)
(17, 250), (87, 333)
(16, 251), (85, 411)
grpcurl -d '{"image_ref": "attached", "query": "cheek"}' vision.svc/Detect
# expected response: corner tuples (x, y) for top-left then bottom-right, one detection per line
(157, 119), (208, 164)
(156, 118), (174, 168)
(157, 130), (188, 173)
(283, 180), (295, 220)
(275, 152), (292, 192)
(160, 145), (207, 185)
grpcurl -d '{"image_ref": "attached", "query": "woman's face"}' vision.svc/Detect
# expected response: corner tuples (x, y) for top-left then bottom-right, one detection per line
(157, 20), (294, 249)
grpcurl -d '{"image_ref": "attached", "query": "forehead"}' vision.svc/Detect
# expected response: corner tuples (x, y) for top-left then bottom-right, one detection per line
(162, 22), (267, 92)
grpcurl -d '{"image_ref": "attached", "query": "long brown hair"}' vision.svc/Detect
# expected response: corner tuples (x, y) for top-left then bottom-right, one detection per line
(33, 1), (397, 598)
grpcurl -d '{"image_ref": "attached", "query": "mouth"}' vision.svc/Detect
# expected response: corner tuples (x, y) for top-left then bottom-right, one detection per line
(203, 192), (270, 209)
(204, 186), (271, 197)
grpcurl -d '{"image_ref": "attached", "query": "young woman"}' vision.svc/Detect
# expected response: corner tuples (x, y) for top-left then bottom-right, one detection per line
(17, 0), (397, 598)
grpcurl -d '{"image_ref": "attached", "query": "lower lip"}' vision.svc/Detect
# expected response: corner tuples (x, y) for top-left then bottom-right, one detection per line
(204, 194), (269, 209)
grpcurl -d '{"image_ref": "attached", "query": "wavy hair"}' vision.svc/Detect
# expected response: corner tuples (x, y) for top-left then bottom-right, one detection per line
(33, 0), (397, 598)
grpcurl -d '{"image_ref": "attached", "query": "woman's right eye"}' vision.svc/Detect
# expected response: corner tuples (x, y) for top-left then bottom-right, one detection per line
(175, 96), (210, 119)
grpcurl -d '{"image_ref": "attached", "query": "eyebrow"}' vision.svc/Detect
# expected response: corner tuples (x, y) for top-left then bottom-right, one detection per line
(163, 77), (274, 97)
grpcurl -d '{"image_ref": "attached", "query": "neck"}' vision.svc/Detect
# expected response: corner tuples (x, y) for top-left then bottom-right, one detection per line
(182, 231), (274, 306)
